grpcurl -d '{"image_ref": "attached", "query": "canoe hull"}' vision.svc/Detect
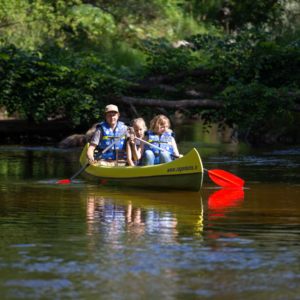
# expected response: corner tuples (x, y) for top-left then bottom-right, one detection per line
(79, 144), (203, 192)
(81, 171), (203, 192)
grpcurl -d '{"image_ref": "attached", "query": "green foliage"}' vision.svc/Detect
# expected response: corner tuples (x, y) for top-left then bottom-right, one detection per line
(79, 0), (219, 41)
(192, 28), (300, 134)
(66, 1), (220, 69)
(0, 44), (131, 125)
(137, 27), (300, 135)
(182, 0), (283, 32)
(0, 0), (83, 50)
(1, 0), (300, 139)
(272, 1), (300, 46)
(0, 0), (220, 69)
(135, 26), (300, 85)
(188, 27), (300, 87)
(213, 83), (295, 133)
(133, 37), (199, 75)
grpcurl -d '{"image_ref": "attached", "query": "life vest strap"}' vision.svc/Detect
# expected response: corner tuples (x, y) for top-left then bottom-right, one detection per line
(102, 136), (125, 140)
(148, 139), (172, 145)
(97, 148), (126, 153)
(96, 149), (115, 153)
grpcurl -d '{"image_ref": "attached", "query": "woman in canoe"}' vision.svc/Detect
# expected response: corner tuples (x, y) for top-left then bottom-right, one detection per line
(130, 115), (182, 166)
(126, 118), (147, 166)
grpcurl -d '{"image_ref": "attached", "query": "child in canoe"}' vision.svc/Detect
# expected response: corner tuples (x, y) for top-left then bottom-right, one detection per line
(130, 115), (182, 166)
(126, 118), (147, 166)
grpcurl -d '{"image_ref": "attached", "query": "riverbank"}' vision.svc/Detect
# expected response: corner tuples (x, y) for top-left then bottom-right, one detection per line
(1, 114), (300, 147)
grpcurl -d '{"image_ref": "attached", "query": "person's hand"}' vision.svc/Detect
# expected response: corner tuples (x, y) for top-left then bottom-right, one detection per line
(129, 133), (136, 145)
(176, 154), (184, 159)
(88, 156), (94, 164)
(129, 126), (135, 134)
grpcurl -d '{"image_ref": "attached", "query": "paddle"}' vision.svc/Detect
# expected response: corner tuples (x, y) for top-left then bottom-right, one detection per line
(57, 129), (130, 184)
(134, 136), (244, 188)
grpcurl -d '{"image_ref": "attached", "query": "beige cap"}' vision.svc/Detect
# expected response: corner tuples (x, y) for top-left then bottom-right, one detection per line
(105, 104), (119, 114)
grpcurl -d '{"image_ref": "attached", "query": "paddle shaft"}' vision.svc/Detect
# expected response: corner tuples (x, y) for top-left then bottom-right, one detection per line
(135, 137), (217, 172)
(134, 136), (179, 159)
(68, 129), (130, 182)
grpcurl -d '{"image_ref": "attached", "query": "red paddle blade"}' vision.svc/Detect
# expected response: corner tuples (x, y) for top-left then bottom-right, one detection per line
(56, 179), (71, 184)
(207, 169), (244, 188)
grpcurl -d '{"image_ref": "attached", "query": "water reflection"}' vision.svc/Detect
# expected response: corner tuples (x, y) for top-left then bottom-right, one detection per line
(85, 190), (203, 246)
(208, 189), (244, 214)
(2, 145), (300, 299)
(206, 188), (244, 239)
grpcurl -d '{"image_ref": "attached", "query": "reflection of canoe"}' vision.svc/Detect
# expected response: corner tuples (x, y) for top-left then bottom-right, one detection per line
(87, 188), (203, 211)
(79, 143), (203, 192)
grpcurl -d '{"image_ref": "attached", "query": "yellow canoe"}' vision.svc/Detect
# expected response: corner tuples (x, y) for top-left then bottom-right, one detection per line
(79, 143), (203, 192)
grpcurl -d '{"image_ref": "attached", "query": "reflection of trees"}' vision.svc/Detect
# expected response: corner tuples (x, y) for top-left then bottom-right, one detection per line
(0, 184), (87, 248)
(0, 149), (80, 180)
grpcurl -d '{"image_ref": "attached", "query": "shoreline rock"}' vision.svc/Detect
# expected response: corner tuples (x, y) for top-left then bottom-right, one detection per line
(58, 123), (98, 148)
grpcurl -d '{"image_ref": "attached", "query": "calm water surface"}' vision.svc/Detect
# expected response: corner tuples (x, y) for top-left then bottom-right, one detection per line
(0, 143), (300, 299)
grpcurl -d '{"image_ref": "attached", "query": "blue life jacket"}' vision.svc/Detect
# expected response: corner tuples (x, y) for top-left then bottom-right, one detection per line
(144, 130), (175, 164)
(96, 121), (127, 160)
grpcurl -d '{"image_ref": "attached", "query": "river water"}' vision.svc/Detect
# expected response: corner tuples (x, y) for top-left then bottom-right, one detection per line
(0, 142), (300, 299)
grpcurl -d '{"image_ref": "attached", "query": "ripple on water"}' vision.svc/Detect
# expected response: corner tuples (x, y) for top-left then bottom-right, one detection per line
(207, 155), (299, 167)
(11, 244), (36, 248)
(1, 144), (300, 299)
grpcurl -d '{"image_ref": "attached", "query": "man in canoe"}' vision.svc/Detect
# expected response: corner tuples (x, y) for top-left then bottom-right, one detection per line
(130, 115), (182, 165)
(86, 104), (128, 166)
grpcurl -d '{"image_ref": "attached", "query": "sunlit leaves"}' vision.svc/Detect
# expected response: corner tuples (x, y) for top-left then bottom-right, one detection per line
(0, 0), (82, 50)
(0, 44), (132, 126)
(136, 27), (300, 135)
(134, 37), (199, 75)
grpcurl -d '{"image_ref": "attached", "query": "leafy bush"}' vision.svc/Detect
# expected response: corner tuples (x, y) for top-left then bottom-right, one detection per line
(2, 26), (300, 138)
(0, 44), (131, 125)
(133, 37), (199, 75)
(136, 27), (300, 135)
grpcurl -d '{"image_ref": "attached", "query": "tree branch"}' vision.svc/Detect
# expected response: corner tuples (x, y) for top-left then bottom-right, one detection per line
(109, 94), (223, 110)
(129, 103), (140, 118)
(286, 92), (300, 104)
(291, 104), (300, 112)
(127, 68), (218, 86)
(128, 84), (175, 93)
(109, 94), (300, 113)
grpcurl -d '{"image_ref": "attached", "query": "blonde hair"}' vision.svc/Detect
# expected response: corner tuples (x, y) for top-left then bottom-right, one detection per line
(133, 118), (147, 136)
(150, 115), (171, 134)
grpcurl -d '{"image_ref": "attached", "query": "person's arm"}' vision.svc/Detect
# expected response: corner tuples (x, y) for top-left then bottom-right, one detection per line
(132, 143), (142, 161)
(86, 143), (97, 164)
(126, 140), (134, 166)
(130, 134), (143, 161)
(137, 136), (146, 160)
(86, 128), (102, 164)
(171, 137), (183, 158)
